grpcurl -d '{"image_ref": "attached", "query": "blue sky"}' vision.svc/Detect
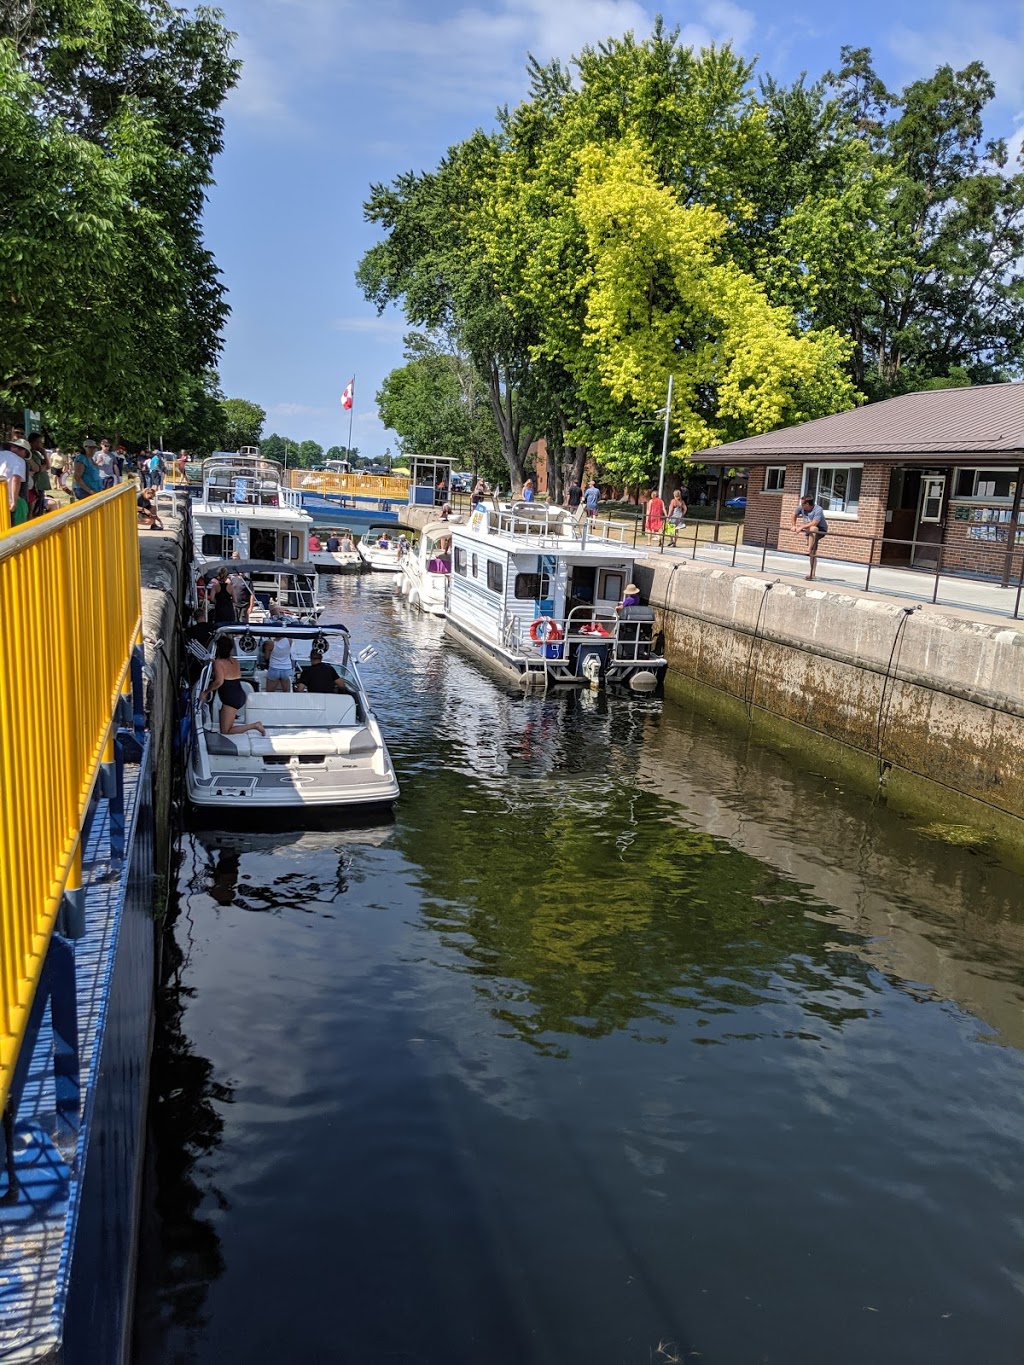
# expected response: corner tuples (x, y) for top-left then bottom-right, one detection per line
(205, 0), (1024, 456)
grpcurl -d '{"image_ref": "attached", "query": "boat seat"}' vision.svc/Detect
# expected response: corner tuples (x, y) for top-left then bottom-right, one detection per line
(244, 693), (357, 729)
(202, 725), (376, 758)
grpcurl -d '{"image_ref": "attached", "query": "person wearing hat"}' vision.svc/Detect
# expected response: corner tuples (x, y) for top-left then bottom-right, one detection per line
(73, 439), (104, 501)
(0, 436), (30, 524)
(617, 582), (642, 612)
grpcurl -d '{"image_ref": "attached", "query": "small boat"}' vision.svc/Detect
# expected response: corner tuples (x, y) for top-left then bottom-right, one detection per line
(308, 529), (363, 574)
(198, 558), (323, 623)
(443, 500), (666, 692)
(357, 525), (412, 572)
(399, 519), (454, 615)
(186, 624), (400, 809)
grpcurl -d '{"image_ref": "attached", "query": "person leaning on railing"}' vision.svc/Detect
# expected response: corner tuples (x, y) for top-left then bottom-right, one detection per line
(72, 439), (104, 500)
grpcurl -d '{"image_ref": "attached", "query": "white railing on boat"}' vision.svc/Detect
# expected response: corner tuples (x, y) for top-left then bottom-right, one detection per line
(479, 502), (638, 549)
(200, 455), (304, 510)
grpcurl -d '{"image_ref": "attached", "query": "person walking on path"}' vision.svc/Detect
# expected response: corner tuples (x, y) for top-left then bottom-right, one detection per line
(567, 479), (582, 513)
(583, 480), (600, 519)
(521, 478), (534, 503)
(792, 495), (828, 581)
(667, 489), (687, 536)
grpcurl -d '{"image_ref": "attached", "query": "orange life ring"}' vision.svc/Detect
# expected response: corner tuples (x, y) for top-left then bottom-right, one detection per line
(529, 617), (563, 644)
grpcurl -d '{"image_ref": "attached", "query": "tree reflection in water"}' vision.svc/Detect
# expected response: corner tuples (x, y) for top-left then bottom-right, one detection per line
(401, 774), (880, 1054)
(134, 841), (231, 1362)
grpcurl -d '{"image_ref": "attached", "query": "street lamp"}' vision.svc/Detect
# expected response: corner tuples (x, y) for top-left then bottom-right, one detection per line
(657, 374), (674, 501)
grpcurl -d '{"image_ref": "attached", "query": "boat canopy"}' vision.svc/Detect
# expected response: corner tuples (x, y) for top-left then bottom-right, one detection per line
(199, 558), (317, 577)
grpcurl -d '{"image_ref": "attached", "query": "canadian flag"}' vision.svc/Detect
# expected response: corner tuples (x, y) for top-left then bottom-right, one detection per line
(341, 379), (354, 410)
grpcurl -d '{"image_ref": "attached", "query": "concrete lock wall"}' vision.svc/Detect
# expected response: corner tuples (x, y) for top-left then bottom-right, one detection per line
(639, 560), (1024, 841)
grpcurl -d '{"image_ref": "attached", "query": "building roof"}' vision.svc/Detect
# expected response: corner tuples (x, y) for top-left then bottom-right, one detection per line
(696, 382), (1024, 462)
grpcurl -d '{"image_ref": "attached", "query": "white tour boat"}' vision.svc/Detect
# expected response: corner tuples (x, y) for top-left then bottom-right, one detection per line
(444, 500), (666, 692)
(357, 525), (411, 572)
(398, 519), (454, 615)
(186, 624), (399, 810)
(309, 529), (363, 574)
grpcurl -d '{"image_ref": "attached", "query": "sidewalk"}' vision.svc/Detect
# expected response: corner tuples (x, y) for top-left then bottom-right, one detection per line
(648, 534), (1024, 624)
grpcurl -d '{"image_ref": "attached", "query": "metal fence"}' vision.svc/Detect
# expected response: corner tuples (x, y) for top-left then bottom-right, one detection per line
(0, 485), (143, 1111)
(288, 470), (410, 500)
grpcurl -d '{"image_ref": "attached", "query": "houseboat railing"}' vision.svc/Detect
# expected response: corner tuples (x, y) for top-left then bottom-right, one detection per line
(646, 519), (1024, 620)
(0, 485), (143, 1113)
(201, 456), (304, 509)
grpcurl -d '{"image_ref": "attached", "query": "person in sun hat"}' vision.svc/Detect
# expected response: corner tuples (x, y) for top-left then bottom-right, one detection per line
(0, 436), (30, 523)
(617, 582), (642, 612)
(72, 438), (103, 500)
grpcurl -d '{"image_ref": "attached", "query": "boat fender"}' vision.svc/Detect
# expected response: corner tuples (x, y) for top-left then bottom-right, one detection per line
(529, 617), (563, 644)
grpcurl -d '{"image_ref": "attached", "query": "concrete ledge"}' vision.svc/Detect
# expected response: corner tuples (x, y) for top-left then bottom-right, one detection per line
(640, 558), (1024, 834)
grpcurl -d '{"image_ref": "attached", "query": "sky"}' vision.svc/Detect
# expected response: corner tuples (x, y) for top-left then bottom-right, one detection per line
(204, 0), (1024, 457)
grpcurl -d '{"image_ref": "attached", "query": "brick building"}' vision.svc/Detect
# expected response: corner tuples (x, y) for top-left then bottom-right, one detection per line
(700, 383), (1024, 579)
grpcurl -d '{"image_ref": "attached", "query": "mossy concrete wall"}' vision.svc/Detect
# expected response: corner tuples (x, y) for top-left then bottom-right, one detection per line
(139, 516), (186, 878)
(636, 559), (1024, 845)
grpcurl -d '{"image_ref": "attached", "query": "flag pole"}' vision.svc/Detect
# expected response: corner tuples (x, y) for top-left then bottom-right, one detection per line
(347, 374), (355, 459)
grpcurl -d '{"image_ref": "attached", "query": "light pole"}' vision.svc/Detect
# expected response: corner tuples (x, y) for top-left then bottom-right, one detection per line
(657, 374), (674, 501)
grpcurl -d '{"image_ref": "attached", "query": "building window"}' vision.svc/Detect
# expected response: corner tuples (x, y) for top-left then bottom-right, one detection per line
(920, 476), (945, 523)
(486, 560), (503, 593)
(515, 571), (550, 600)
(764, 466), (786, 493)
(454, 546), (467, 576)
(953, 468), (1017, 500)
(802, 464), (862, 516)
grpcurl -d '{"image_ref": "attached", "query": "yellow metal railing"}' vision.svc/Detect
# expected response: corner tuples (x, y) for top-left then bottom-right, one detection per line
(0, 485), (142, 1110)
(287, 471), (409, 499)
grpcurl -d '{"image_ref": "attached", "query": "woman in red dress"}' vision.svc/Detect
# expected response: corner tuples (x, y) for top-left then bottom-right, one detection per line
(645, 487), (666, 537)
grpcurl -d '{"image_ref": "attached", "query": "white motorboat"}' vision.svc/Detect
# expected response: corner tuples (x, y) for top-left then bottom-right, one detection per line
(357, 525), (411, 572)
(309, 529), (363, 574)
(443, 500), (666, 692)
(185, 624), (399, 809)
(199, 557), (322, 624)
(399, 519), (454, 615)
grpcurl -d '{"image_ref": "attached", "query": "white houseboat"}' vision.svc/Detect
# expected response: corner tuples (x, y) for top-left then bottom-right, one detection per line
(398, 519), (453, 615)
(185, 624), (399, 810)
(190, 449), (323, 620)
(444, 501), (665, 691)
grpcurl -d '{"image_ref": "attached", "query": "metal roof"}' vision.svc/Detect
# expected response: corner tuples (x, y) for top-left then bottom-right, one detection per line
(694, 382), (1024, 461)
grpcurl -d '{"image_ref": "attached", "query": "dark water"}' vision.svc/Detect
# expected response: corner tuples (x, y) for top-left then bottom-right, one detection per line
(134, 574), (1024, 1365)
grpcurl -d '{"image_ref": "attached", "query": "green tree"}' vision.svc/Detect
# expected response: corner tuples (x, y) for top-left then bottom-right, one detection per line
(221, 397), (266, 450)
(0, 1), (239, 429)
(297, 439), (323, 468)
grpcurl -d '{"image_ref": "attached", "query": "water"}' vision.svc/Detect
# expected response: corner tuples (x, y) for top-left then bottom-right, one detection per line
(134, 573), (1024, 1365)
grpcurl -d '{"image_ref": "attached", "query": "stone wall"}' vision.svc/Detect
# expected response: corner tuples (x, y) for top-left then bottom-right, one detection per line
(639, 558), (1024, 833)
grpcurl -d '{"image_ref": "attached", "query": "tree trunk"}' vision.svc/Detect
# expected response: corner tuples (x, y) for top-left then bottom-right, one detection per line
(485, 357), (526, 493)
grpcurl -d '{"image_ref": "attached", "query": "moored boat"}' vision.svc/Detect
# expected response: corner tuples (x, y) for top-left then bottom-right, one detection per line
(357, 525), (412, 572)
(443, 500), (666, 692)
(185, 624), (399, 809)
(399, 519), (454, 615)
(309, 528), (363, 574)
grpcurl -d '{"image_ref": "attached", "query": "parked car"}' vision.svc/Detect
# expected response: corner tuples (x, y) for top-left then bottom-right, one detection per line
(724, 496), (747, 511)
(450, 471), (474, 492)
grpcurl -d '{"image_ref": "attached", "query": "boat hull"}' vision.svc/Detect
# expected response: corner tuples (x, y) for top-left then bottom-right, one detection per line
(444, 616), (664, 693)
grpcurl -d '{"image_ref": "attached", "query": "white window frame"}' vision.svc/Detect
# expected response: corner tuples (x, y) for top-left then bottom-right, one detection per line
(763, 466), (786, 493)
(919, 475), (946, 524)
(801, 463), (863, 519)
(597, 569), (624, 602)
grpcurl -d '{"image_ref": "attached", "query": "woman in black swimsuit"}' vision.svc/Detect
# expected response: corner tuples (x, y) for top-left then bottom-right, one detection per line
(203, 637), (266, 737)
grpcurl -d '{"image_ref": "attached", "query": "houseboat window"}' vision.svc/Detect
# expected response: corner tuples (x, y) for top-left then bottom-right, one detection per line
(597, 569), (624, 601)
(471, 553), (478, 578)
(250, 528), (277, 559)
(954, 468), (1016, 500)
(514, 571), (551, 600)
(280, 533), (300, 560)
(764, 466), (786, 492)
(486, 561), (504, 593)
(201, 533), (225, 557)
(454, 546), (468, 576)
(802, 464), (862, 515)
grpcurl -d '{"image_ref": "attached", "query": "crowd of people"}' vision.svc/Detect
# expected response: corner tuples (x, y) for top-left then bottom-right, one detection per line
(0, 426), (189, 531)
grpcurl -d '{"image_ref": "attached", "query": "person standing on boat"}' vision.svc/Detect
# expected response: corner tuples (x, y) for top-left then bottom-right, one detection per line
(204, 637), (266, 737)
(208, 567), (236, 623)
(521, 478), (534, 502)
(262, 634), (294, 692)
(583, 480), (600, 519)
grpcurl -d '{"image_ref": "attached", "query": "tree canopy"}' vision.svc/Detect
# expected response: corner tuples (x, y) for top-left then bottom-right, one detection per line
(220, 397), (265, 451)
(0, 0), (239, 441)
(360, 28), (1024, 493)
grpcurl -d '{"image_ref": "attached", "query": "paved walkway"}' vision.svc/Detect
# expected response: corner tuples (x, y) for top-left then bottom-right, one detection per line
(649, 535), (1024, 625)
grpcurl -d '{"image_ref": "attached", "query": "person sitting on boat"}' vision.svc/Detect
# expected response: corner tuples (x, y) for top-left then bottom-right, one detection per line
(262, 634), (294, 692)
(296, 650), (351, 695)
(266, 600), (302, 625)
(327, 533), (340, 552)
(203, 637), (266, 737)
(521, 478), (535, 502)
(339, 532), (355, 552)
(309, 533), (322, 551)
(377, 533), (391, 549)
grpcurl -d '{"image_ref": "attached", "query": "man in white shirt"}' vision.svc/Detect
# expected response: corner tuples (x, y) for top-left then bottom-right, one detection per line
(94, 438), (116, 488)
(0, 437), (29, 523)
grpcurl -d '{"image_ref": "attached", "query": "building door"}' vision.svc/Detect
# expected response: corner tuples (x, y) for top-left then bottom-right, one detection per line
(912, 474), (947, 567)
(881, 468), (919, 564)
